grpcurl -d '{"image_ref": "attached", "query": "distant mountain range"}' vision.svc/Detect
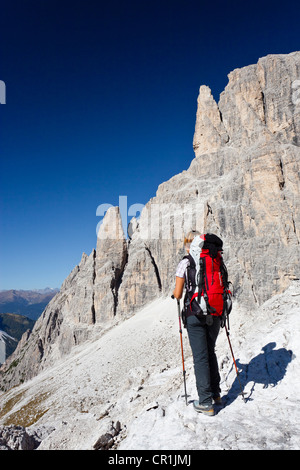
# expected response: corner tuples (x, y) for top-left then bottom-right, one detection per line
(0, 289), (59, 363)
(0, 288), (59, 321)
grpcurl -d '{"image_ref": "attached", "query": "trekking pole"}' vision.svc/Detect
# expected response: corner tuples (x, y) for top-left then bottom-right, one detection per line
(172, 295), (188, 405)
(224, 323), (246, 403)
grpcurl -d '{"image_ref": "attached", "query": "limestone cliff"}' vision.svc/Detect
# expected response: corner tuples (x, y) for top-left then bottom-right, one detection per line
(1, 51), (299, 391)
(137, 51), (300, 307)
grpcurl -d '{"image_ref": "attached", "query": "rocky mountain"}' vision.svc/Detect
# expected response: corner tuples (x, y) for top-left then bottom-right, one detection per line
(0, 51), (299, 393)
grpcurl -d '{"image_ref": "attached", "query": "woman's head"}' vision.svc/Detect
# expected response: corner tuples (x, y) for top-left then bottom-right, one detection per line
(184, 230), (201, 251)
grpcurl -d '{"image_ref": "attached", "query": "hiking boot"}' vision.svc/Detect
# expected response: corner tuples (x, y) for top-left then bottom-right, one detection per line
(213, 395), (223, 406)
(193, 400), (215, 416)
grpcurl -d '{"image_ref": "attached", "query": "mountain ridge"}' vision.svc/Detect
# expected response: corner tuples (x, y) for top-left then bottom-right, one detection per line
(0, 289), (59, 321)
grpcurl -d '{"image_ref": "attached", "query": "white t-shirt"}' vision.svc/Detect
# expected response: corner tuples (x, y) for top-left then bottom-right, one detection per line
(175, 258), (190, 279)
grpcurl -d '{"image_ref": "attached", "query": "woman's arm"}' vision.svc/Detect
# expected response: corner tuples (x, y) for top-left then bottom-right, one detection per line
(173, 276), (185, 299)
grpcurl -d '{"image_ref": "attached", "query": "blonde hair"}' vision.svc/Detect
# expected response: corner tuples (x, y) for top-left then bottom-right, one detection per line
(184, 230), (201, 249)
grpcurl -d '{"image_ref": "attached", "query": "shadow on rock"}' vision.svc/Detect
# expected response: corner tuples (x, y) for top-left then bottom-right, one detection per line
(222, 342), (294, 406)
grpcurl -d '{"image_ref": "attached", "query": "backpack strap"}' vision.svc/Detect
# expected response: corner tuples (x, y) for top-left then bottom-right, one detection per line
(182, 254), (196, 291)
(220, 257), (229, 290)
(182, 254), (197, 316)
(219, 257), (233, 327)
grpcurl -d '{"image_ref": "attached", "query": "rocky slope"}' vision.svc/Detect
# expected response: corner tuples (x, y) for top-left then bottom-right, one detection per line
(0, 281), (299, 450)
(0, 51), (299, 392)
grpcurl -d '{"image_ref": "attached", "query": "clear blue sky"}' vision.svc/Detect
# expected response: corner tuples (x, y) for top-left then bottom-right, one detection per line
(0, 0), (299, 290)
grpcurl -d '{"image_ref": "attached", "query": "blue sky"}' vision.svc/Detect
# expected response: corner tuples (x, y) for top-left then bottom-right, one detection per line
(0, 0), (300, 290)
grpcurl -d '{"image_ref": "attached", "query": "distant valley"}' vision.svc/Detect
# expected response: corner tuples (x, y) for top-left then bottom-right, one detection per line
(0, 289), (59, 362)
(0, 288), (59, 321)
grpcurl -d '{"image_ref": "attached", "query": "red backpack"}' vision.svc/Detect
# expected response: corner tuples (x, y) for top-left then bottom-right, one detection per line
(183, 234), (231, 323)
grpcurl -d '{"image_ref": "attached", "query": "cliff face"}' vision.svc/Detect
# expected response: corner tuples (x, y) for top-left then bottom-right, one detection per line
(1, 52), (300, 391)
(139, 51), (300, 307)
(0, 207), (162, 390)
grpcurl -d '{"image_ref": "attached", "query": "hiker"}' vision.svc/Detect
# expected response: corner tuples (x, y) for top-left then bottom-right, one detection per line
(173, 231), (229, 416)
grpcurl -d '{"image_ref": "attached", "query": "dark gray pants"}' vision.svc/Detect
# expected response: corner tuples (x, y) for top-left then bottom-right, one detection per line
(186, 315), (221, 406)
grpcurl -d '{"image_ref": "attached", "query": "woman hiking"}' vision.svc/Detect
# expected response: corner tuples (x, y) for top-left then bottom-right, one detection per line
(173, 231), (228, 416)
